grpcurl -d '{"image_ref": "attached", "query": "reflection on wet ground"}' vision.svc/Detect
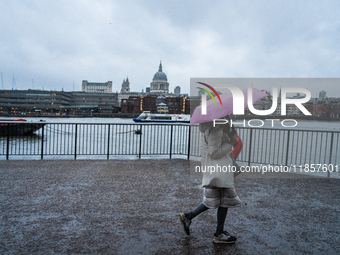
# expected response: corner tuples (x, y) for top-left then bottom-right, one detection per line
(1, 159), (339, 254)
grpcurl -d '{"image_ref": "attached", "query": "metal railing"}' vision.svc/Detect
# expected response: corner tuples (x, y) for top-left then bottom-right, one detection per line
(0, 123), (191, 160)
(189, 125), (339, 170)
(1, 122), (339, 174)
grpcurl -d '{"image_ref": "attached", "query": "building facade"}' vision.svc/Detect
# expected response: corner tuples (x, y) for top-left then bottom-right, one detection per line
(0, 89), (118, 116)
(82, 80), (112, 93)
(305, 97), (340, 118)
(0, 90), (73, 115)
(149, 62), (169, 94)
(121, 78), (130, 93)
(121, 94), (188, 114)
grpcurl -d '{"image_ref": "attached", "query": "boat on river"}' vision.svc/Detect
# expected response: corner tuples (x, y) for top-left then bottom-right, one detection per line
(133, 111), (190, 123)
(0, 119), (46, 136)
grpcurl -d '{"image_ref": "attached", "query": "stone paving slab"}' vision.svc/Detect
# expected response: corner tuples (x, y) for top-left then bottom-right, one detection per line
(0, 159), (339, 254)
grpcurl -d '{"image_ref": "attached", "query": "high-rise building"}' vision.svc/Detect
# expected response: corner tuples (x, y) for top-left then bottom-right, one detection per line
(319, 90), (326, 98)
(174, 86), (181, 94)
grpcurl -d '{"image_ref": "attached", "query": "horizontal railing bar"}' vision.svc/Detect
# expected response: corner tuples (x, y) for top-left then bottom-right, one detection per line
(1, 122), (339, 133)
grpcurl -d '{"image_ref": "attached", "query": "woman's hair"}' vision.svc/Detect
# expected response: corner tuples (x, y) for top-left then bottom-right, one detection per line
(222, 122), (231, 133)
(199, 121), (214, 133)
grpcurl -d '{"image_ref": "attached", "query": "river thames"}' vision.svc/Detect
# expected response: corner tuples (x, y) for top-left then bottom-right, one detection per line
(1, 116), (339, 131)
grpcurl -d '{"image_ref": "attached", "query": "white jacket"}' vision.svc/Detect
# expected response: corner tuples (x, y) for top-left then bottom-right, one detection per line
(199, 123), (233, 188)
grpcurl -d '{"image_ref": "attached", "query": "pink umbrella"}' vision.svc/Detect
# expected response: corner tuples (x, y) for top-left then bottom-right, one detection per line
(190, 87), (269, 125)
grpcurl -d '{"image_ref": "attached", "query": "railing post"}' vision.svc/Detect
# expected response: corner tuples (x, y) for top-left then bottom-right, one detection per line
(328, 132), (334, 178)
(285, 130), (290, 167)
(187, 125), (191, 160)
(74, 124), (78, 160)
(169, 125), (173, 159)
(41, 125), (44, 160)
(138, 124), (142, 159)
(107, 124), (110, 160)
(248, 128), (253, 166)
(6, 124), (9, 160)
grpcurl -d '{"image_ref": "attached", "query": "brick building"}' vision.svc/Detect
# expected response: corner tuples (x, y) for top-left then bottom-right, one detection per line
(120, 96), (142, 114)
(304, 98), (340, 117)
(121, 95), (190, 114)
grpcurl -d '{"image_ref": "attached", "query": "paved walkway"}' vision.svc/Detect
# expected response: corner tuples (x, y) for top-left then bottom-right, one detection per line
(1, 159), (339, 254)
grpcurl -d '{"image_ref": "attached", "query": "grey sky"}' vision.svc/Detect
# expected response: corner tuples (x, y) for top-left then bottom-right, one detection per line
(1, 0), (339, 97)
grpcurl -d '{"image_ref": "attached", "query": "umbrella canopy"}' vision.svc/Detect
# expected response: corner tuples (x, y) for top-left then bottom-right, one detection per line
(190, 87), (269, 125)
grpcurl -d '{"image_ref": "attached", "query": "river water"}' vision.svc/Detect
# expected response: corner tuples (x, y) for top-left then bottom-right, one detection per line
(1, 117), (339, 131)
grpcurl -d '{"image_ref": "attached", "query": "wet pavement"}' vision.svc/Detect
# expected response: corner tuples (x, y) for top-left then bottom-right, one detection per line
(1, 159), (339, 254)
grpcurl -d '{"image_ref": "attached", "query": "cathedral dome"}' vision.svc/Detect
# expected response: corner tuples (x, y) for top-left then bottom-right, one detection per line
(153, 62), (167, 81)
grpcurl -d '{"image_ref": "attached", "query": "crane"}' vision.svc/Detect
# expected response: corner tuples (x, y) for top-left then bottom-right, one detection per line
(1, 72), (3, 89)
(12, 74), (16, 90)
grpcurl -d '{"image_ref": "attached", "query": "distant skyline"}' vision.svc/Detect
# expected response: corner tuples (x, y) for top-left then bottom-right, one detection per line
(1, 0), (340, 97)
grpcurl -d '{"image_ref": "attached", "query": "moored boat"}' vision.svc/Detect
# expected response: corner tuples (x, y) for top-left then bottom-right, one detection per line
(0, 119), (46, 136)
(133, 111), (190, 123)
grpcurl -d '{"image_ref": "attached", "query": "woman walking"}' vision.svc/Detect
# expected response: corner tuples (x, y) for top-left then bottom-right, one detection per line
(180, 120), (241, 244)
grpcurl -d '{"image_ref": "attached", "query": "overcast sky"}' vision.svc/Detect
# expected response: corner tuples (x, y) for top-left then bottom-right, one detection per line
(1, 0), (339, 97)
